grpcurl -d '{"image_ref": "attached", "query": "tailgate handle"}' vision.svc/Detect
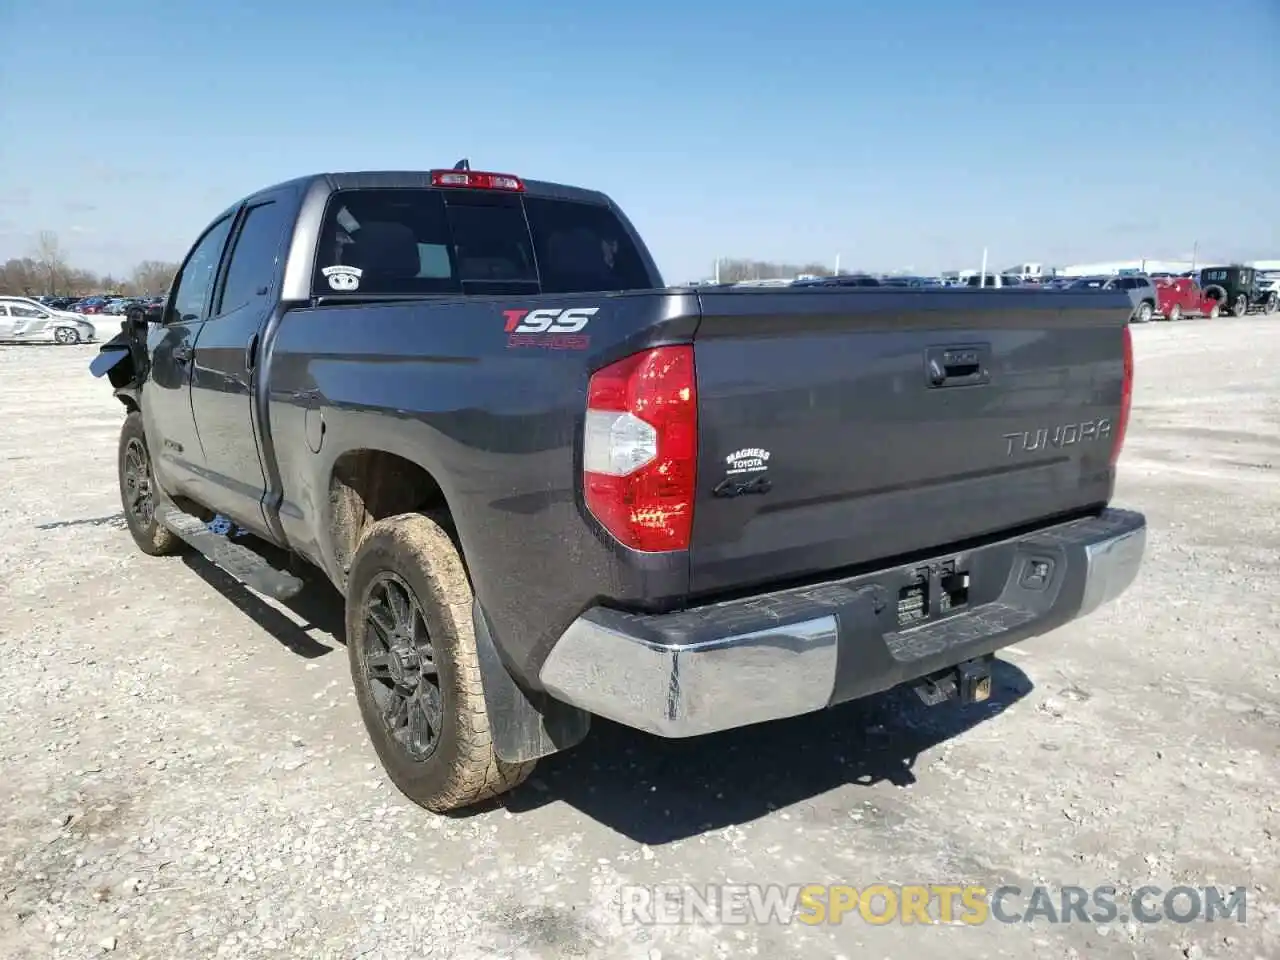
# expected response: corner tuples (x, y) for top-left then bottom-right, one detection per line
(926, 344), (991, 388)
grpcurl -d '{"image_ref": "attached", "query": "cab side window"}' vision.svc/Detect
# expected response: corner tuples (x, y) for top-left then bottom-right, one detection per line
(169, 216), (235, 323)
(215, 201), (287, 317)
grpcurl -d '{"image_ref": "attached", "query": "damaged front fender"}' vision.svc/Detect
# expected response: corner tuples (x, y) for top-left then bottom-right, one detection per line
(89, 314), (151, 409)
(88, 327), (131, 379)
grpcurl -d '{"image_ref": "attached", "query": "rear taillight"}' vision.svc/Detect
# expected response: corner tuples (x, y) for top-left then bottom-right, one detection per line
(583, 346), (697, 552)
(1112, 324), (1133, 465)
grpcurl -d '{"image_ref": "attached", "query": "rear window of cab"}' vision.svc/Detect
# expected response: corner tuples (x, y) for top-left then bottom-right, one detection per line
(312, 188), (653, 297)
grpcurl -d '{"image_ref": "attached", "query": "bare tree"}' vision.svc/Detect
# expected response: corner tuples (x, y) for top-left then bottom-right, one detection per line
(0, 257), (40, 296)
(32, 231), (69, 296)
(0, 242), (184, 299)
(129, 260), (180, 297)
(64, 268), (102, 297)
(715, 258), (836, 283)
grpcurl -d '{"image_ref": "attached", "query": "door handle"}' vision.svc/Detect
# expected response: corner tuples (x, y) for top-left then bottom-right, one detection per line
(925, 344), (991, 388)
(173, 344), (192, 364)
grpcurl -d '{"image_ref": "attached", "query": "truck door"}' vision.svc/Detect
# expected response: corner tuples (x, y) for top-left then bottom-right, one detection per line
(145, 213), (236, 499)
(188, 196), (291, 540)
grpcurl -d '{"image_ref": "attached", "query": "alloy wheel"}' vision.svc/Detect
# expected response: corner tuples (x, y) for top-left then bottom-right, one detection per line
(360, 572), (444, 762)
(122, 438), (155, 527)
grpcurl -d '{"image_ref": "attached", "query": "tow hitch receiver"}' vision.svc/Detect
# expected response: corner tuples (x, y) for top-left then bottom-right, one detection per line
(911, 656), (994, 707)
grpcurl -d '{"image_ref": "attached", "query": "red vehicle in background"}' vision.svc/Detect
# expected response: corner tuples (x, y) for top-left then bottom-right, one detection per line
(1154, 275), (1219, 321)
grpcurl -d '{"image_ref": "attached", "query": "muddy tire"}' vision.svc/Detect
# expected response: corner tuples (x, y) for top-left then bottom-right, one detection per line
(345, 512), (535, 813)
(118, 412), (181, 556)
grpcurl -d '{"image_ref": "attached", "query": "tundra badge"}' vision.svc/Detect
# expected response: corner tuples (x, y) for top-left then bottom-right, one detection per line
(1003, 419), (1113, 456)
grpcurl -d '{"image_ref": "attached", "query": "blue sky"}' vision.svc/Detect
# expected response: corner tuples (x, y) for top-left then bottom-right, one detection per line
(2, 0), (1276, 281)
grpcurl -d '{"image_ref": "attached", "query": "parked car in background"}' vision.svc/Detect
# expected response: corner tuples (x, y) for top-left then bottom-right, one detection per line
(1200, 265), (1280, 317)
(73, 297), (110, 315)
(1002, 263), (1046, 281)
(881, 275), (944, 288)
(1259, 272), (1280, 304)
(0, 296), (98, 344)
(964, 274), (1020, 288)
(793, 274), (882, 287)
(1067, 276), (1158, 323)
(1154, 276), (1219, 321)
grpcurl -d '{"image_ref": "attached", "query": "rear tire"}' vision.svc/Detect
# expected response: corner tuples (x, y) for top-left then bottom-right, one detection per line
(118, 412), (181, 556)
(1207, 302), (1221, 319)
(1165, 304), (1180, 323)
(345, 512), (536, 813)
(1132, 301), (1154, 323)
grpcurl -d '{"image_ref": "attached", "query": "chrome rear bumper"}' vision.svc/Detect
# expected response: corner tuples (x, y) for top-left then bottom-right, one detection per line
(539, 509), (1146, 738)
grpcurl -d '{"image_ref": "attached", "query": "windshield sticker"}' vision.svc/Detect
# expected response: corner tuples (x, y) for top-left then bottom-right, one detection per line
(322, 265), (362, 291)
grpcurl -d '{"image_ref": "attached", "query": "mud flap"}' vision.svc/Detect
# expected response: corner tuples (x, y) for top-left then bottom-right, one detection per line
(472, 601), (590, 763)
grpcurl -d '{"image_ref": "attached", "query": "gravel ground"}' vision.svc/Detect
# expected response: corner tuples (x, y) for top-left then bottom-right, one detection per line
(1, 319), (1277, 960)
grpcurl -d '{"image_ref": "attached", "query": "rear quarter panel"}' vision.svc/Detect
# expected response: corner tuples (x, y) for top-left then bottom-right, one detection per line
(265, 291), (699, 685)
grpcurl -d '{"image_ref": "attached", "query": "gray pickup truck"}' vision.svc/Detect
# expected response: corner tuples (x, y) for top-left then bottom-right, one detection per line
(92, 165), (1146, 812)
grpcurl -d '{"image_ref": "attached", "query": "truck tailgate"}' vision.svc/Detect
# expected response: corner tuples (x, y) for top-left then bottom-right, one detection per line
(689, 287), (1131, 596)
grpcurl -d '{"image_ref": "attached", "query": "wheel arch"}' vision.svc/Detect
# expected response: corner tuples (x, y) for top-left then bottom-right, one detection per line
(325, 447), (454, 587)
(114, 385), (141, 414)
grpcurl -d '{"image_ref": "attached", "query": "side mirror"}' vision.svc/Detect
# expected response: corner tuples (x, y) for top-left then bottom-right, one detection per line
(128, 302), (164, 326)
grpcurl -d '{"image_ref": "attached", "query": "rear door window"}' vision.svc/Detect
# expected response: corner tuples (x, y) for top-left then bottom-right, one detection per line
(216, 200), (288, 316)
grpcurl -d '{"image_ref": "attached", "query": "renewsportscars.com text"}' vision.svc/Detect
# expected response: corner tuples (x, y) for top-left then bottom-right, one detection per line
(620, 883), (1248, 926)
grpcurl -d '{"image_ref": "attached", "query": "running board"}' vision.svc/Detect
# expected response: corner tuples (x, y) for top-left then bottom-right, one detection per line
(156, 502), (304, 601)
